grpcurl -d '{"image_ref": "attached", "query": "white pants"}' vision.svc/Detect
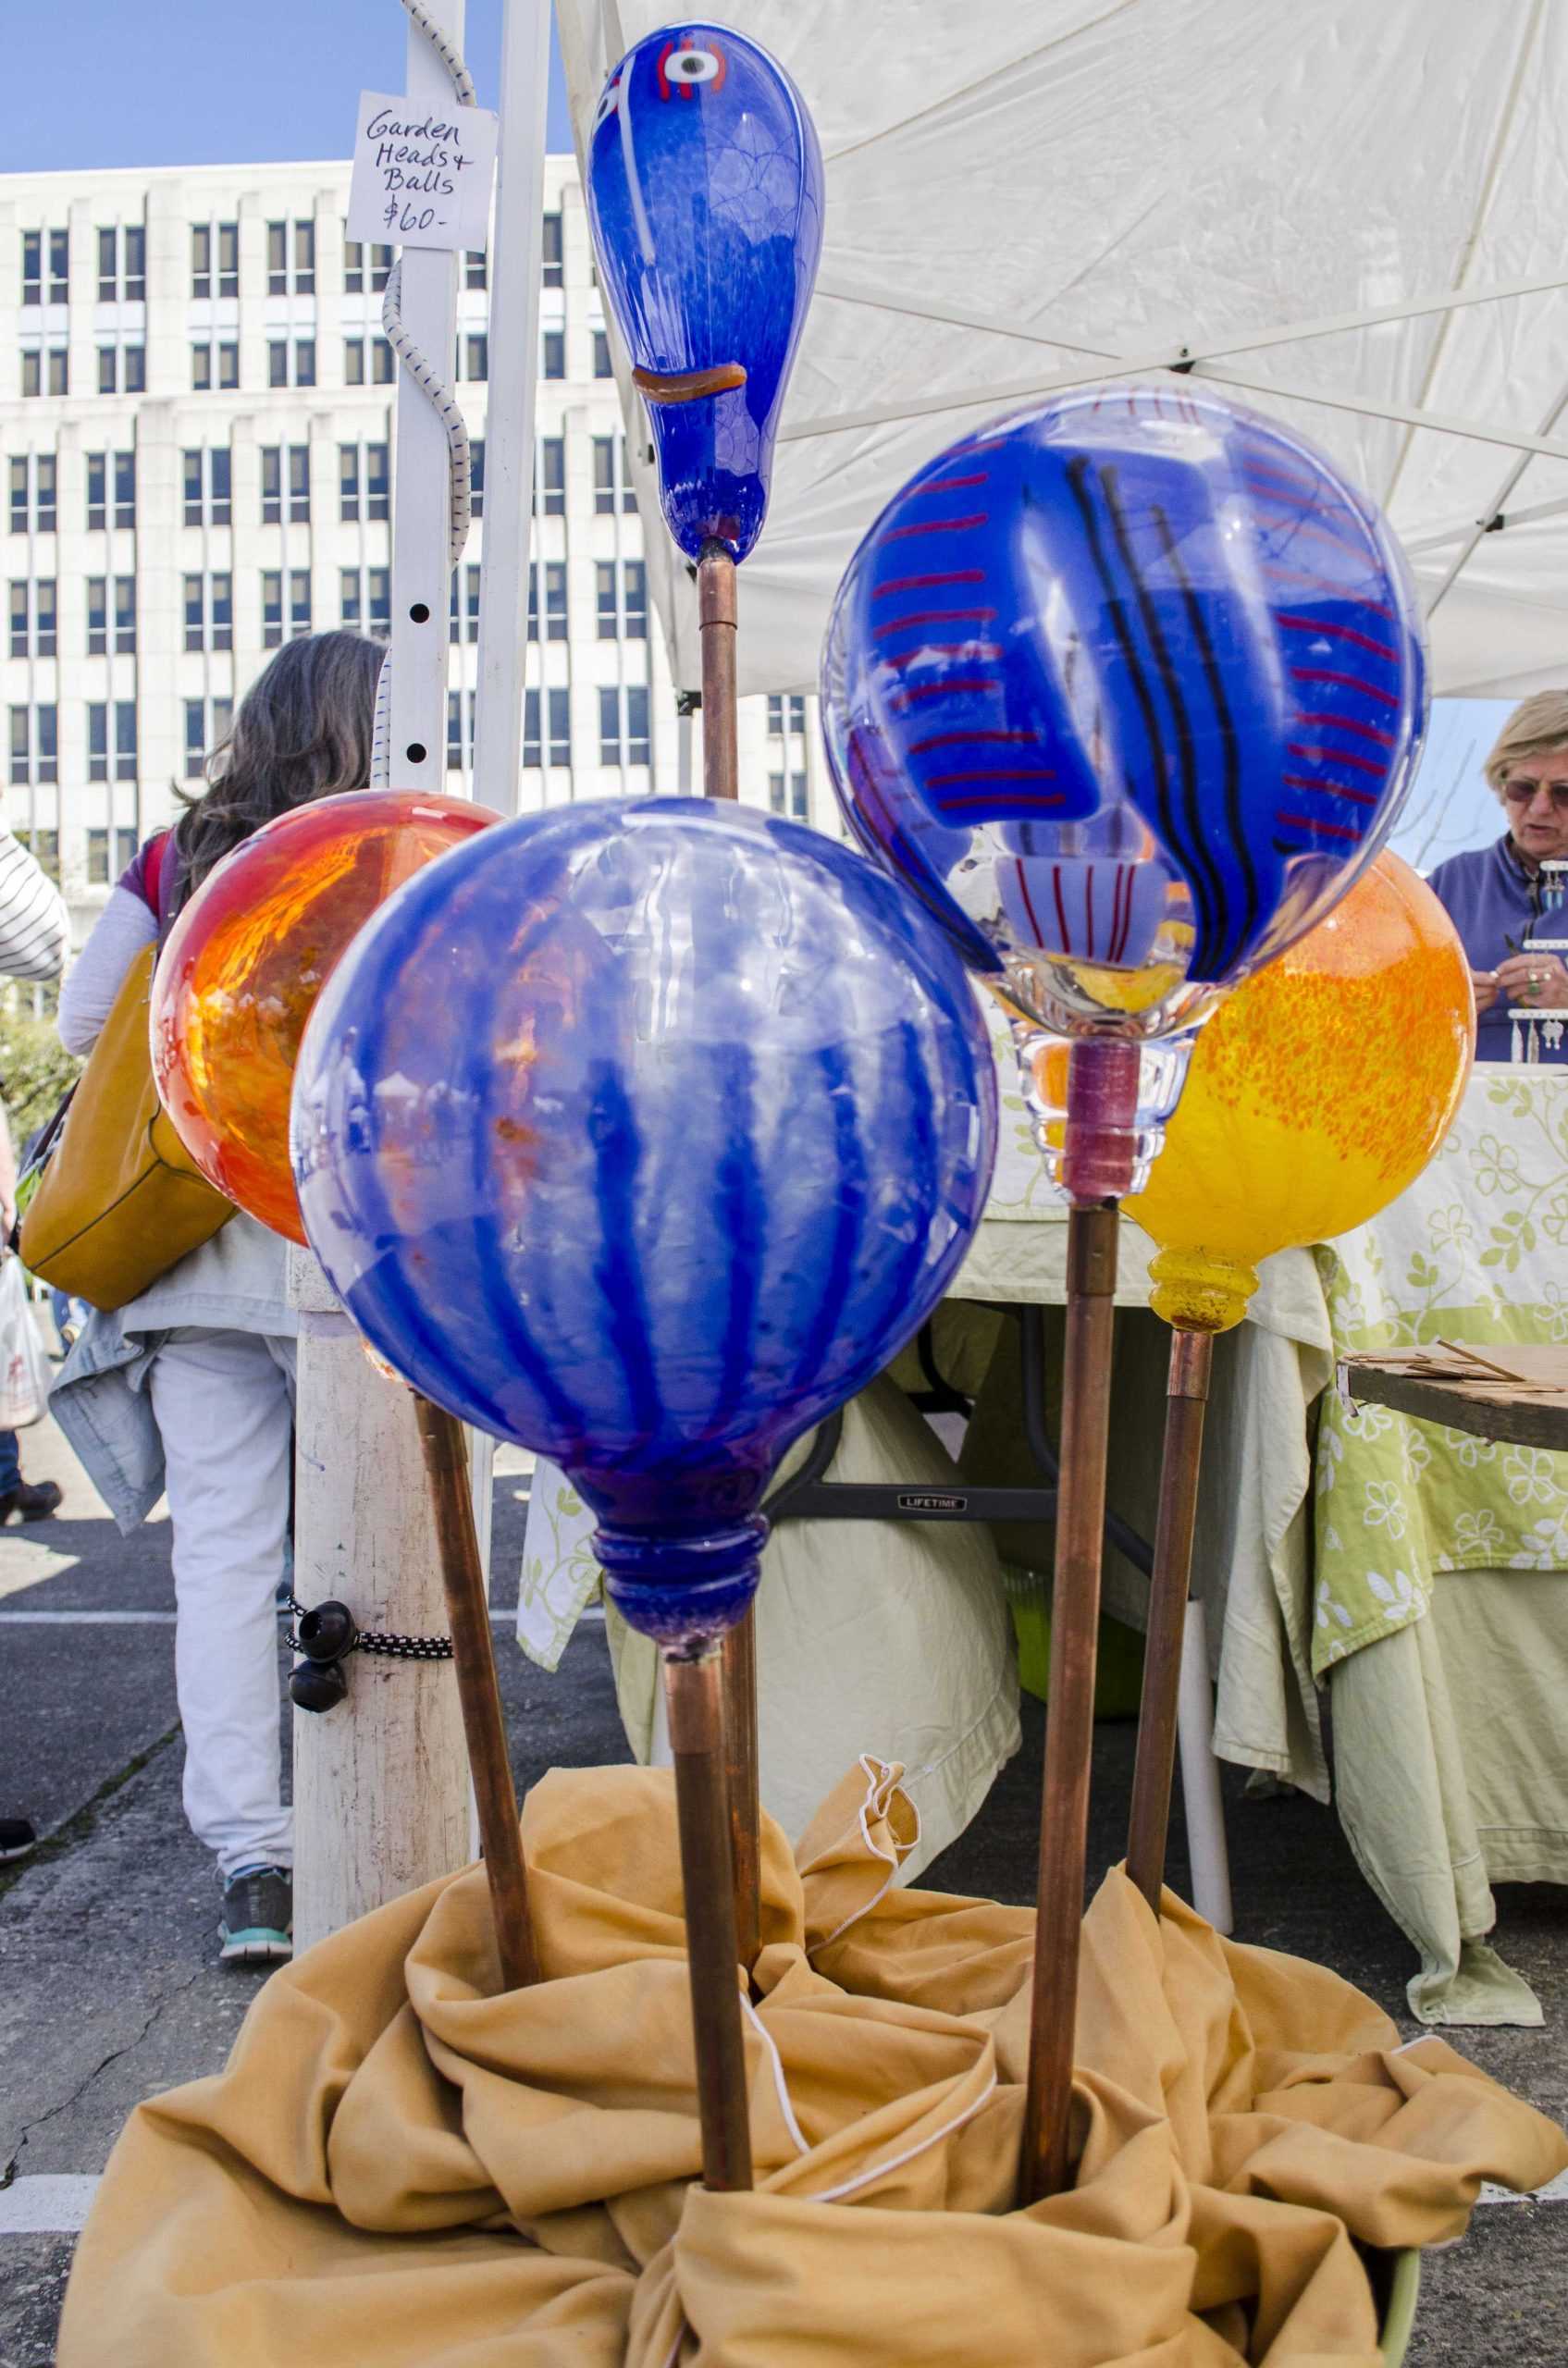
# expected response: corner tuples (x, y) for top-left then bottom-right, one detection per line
(147, 1327), (296, 1881)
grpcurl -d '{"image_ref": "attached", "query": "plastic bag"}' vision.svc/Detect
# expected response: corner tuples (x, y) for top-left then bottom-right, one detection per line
(0, 1254), (50, 1428)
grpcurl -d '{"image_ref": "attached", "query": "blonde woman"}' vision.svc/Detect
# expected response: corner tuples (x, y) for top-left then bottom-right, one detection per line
(1426, 692), (1568, 1060)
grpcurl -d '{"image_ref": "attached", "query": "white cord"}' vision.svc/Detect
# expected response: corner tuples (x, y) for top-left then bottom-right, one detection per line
(369, 647), (393, 788)
(384, 0), (477, 570)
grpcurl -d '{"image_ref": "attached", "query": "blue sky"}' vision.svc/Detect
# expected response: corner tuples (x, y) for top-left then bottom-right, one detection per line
(1, 1), (574, 170)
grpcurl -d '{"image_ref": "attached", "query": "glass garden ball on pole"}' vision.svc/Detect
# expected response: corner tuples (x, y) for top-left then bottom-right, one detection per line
(821, 380), (1428, 2202)
(291, 797), (997, 2193)
(586, 19), (823, 1954)
(149, 788), (542, 1996)
(1121, 853), (1475, 1915)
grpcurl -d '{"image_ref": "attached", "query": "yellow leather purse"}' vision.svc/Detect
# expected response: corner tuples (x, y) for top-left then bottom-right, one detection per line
(19, 944), (233, 1309)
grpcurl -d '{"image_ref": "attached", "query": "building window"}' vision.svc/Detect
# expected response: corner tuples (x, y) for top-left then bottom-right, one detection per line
(190, 222), (238, 298)
(267, 219), (315, 295)
(527, 561), (567, 642)
(22, 231), (70, 307)
(449, 563), (481, 644)
(769, 772), (809, 820)
(343, 338), (392, 386)
(343, 239), (392, 293)
(340, 567), (360, 628)
(22, 350), (66, 399)
(87, 702), (106, 783)
(191, 344), (212, 389)
(98, 347), (117, 395)
(465, 248), (487, 290)
(340, 569), (389, 634)
(289, 571), (312, 638)
(48, 349), (68, 396)
(20, 231), (41, 305)
(96, 225), (144, 302)
(541, 329), (564, 380)
(469, 439), (484, 520)
(463, 333), (488, 382)
(114, 575), (136, 653)
(182, 695), (233, 779)
(524, 687), (572, 771)
(541, 212), (563, 288)
(268, 339), (313, 388)
(594, 688), (651, 769)
(339, 443), (389, 524)
(537, 436), (564, 515)
(87, 579), (106, 655)
(20, 353), (40, 400)
(116, 345), (146, 392)
(767, 694), (808, 737)
(114, 700), (136, 781)
(86, 829), (110, 885)
(596, 560), (648, 641)
(260, 446), (309, 524)
(9, 460), (28, 534)
(183, 447), (230, 526)
(10, 704), (57, 785)
(86, 452), (135, 531)
(8, 579), (56, 660)
(183, 572), (230, 653)
(48, 229), (68, 302)
(593, 435), (636, 514)
(446, 689), (476, 772)
(592, 329), (612, 379)
(262, 571), (283, 648)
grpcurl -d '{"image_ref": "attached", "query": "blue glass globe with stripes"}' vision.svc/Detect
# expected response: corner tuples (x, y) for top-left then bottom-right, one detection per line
(291, 799), (996, 1641)
(821, 382), (1427, 1042)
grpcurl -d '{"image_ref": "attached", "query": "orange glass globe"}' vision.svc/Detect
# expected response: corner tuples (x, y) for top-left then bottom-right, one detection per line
(151, 790), (500, 1244)
(1125, 852), (1476, 1332)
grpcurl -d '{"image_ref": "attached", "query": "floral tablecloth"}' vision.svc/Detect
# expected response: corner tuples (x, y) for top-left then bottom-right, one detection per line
(1315, 1067), (1568, 1672)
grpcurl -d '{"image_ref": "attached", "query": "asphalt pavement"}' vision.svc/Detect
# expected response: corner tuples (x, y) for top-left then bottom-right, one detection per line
(2, 1384), (1566, 2365)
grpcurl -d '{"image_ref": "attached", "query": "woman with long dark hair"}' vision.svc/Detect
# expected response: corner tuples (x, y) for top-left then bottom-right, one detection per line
(54, 633), (386, 1966)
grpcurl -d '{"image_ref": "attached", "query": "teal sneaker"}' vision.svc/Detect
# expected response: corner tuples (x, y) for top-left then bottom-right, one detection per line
(219, 1864), (293, 1964)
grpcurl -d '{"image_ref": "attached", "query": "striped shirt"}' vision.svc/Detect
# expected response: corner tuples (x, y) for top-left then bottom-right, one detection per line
(0, 825), (68, 983)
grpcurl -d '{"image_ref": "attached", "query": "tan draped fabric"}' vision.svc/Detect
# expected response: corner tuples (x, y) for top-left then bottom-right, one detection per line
(61, 1761), (1567, 2367)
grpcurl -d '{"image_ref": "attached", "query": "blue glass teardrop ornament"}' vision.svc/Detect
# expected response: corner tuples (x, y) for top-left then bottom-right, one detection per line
(821, 382), (1428, 1044)
(586, 23), (824, 564)
(291, 799), (996, 1644)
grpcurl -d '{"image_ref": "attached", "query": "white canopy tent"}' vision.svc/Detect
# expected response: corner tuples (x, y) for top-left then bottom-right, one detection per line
(555, 0), (1568, 705)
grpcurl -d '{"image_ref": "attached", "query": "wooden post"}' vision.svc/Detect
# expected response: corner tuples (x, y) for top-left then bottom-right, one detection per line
(414, 1394), (540, 1991)
(692, 533), (759, 1959)
(1019, 1034), (1139, 2205)
(290, 1253), (470, 1951)
(291, 0), (478, 1948)
(663, 1643), (754, 2190)
(1126, 1327), (1213, 1913)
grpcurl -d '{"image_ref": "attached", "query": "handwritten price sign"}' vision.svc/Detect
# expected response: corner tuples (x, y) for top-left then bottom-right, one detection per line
(346, 89), (499, 253)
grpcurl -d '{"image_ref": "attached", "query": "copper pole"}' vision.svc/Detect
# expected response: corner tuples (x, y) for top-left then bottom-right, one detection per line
(663, 1643), (754, 2189)
(696, 531), (760, 1962)
(1019, 1197), (1119, 2203)
(721, 1614), (761, 1965)
(413, 1395), (540, 1992)
(697, 539), (739, 803)
(1126, 1328), (1214, 1914)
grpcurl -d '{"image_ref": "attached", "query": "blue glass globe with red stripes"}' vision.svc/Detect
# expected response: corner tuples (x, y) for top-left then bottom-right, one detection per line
(821, 383), (1427, 1033)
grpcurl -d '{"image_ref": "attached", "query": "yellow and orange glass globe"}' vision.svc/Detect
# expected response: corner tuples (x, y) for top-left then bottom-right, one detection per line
(151, 790), (499, 1243)
(1126, 852), (1475, 1332)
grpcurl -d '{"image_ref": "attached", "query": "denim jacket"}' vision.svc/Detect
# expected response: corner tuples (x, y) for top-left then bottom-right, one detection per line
(49, 1214), (294, 1534)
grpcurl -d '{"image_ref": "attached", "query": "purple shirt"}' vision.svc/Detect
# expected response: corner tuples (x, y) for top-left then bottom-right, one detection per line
(1426, 832), (1566, 1064)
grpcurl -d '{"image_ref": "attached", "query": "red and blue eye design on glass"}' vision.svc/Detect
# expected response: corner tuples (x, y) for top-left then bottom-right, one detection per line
(291, 800), (995, 1646)
(586, 24), (823, 565)
(821, 383), (1427, 1041)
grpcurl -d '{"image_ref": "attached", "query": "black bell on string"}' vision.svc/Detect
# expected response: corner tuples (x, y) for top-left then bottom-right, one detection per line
(289, 1656), (349, 1714)
(295, 1599), (357, 1663)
